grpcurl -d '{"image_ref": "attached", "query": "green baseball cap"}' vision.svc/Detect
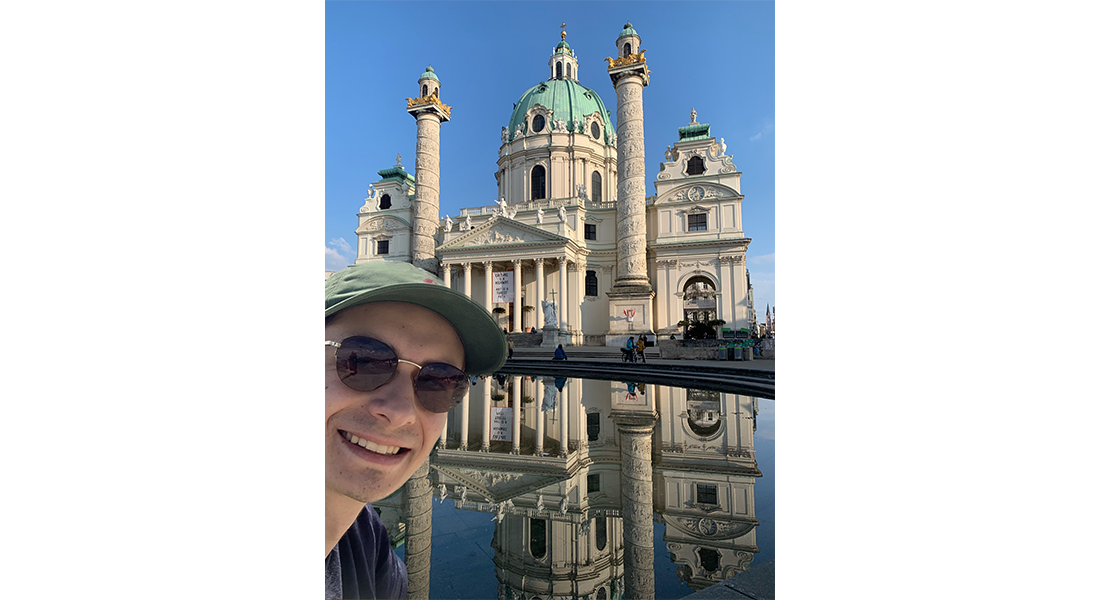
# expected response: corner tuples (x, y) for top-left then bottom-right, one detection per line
(325, 261), (507, 375)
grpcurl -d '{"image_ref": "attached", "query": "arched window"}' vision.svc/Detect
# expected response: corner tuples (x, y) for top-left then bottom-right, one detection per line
(380, 194), (391, 210)
(687, 156), (706, 175)
(531, 165), (546, 200)
(530, 518), (547, 559)
(422, 84), (427, 97)
(596, 518), (607, 551)
(532, 114), (545, 133)
(624, 43), (631, 56)
(566, 63), (571, 79)
(556, 62), (562, 79)
(585, 270), (598, 297)
(591, 171), (602, 202)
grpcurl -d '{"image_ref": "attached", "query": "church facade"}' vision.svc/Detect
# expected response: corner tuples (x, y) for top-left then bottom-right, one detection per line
(353, 23), (756, 346)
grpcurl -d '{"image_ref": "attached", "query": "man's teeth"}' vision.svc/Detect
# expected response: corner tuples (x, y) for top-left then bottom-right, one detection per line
(343, 431), (400, 455)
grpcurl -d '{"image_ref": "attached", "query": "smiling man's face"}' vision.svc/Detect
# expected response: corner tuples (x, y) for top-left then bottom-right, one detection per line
(325, 301), (464, 505)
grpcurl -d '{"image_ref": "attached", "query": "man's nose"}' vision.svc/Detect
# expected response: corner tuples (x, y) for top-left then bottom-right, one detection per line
(363, 364), (419, 426)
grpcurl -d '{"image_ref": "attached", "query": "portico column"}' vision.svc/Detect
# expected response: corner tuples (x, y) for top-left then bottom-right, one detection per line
(483, 261), (494, 316)
(512, 259), (523, 333)
(534, 258), (545, 330)
(442, 263), (451, 288)
(558, 256), (568, 333)
(463, 262), (473, 299)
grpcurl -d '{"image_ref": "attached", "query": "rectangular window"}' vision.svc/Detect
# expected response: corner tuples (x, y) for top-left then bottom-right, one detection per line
(587, 473), (600, 493)
(585, 270), (598, 297)
(377, 240), (389, 255)
(587, 411), (600, 441)
(697, 484), (718, 505)
(584, 223), (597, 240)
(688, 214), (707, 231)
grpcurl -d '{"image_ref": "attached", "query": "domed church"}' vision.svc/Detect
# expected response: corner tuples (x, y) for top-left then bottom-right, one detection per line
(354, 23), (756, 347)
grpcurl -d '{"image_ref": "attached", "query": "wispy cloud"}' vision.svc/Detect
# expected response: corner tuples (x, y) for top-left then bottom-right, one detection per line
(749, 252), (774, 265)
(748, 118), (774, 142)
(326, 237), (355, 271)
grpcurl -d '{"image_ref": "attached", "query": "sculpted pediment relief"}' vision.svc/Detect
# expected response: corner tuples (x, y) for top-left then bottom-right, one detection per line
(439, 215), (568, 250)
(664, 515), (757, 541)
(431, 465), (566, 504)
(355, 215), (410, 234)
(655, 184), (741, 205)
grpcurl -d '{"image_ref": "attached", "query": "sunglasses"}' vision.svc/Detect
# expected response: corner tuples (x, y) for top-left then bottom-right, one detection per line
(325, 336), (469, 413)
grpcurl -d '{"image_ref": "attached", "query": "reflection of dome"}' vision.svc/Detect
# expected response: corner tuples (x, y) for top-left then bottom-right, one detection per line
(507, 79), (613, 144)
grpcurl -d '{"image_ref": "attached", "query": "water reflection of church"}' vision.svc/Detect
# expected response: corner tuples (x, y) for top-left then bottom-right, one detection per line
(376, 374), (762, 599)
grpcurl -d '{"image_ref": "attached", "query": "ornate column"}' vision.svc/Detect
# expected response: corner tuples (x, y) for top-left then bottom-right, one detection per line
(512, 259), (523, 332)
(610, 411), (658, 600)
(406, 66), (451, 275)
(442, 263), (451, 288)
(463, 262), (473, 299)
(534, 258), (545, 330)
(403, 459), (434, 599)
(606, 24), (655, 344)
(573, 260), (586, 338)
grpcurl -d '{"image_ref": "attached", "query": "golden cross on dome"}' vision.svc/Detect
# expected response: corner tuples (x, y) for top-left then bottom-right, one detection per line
(560, 22), (567, 39)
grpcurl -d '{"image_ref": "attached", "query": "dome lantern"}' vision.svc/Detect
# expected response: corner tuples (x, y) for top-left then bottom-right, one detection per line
(548, 24), (579, 82)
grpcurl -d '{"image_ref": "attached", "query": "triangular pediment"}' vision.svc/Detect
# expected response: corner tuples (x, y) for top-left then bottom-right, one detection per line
(439, 215), (569, 250)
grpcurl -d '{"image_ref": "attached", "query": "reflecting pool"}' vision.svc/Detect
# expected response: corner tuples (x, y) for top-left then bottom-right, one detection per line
(374, 372), (775, 600)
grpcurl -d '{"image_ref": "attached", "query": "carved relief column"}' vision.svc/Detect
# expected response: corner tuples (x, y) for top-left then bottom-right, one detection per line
(403, 459), (433, 599)
(463, 262), (473, 300)
(610, 411), (658, 600)
(607, 29), (651, 292)
(512, 259), (523, 333)
(606, 25), (655, 344)
(406, 67), (451, 276)
(534, 258), (545, 330)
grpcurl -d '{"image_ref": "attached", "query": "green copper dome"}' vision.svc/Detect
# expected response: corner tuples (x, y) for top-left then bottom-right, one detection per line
(618, 23), (639, 39)
(555, 39), (573, 54)
(419, 65), (439, 82)
(507, 79), (614, 143)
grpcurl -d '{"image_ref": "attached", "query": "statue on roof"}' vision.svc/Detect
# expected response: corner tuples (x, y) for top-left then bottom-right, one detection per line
(719, 137), (727, 155)
(665, 145), (672, 161)
(463, 214), (472, 231)
(395, 153), (402, 167)
(536, 206), (544, 224)
(558, 204), (566, 223)
(497, 197), (508, 215)
(690, 107), (697, 124)
(444, 214), (453, 232)
(501, 126), (509, 143)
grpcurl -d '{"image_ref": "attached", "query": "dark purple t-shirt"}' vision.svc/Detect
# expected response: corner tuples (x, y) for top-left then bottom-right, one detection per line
(325, 505), (407, 600)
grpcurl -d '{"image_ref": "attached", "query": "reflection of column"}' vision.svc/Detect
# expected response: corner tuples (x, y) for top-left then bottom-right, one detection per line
(574, 379), (587, 452)
(511, 377), (521, 454)
(403, 459), (433, 599)
(611, 412), (658, 600)
(459, 384), (470, 451)
(512, 259), (523, 332)
(535, 258), (545, 330)
(463, 262), (473, 299)
(559, 381), (570, 457)
(535, 382), (545, 455)
(480, 378), (491, 452)
(437, 411), (447, 450)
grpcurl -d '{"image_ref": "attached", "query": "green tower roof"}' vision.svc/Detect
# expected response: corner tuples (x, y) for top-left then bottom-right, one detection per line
(419, 65), (439, 82)
(618, 22), (639, 39)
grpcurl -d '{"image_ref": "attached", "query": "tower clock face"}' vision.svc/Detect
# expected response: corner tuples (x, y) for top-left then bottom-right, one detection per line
(688, 186), (704, 201)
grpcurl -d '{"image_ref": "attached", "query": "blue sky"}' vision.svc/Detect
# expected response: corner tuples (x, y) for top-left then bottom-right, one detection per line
(326, 0), (775, 317)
